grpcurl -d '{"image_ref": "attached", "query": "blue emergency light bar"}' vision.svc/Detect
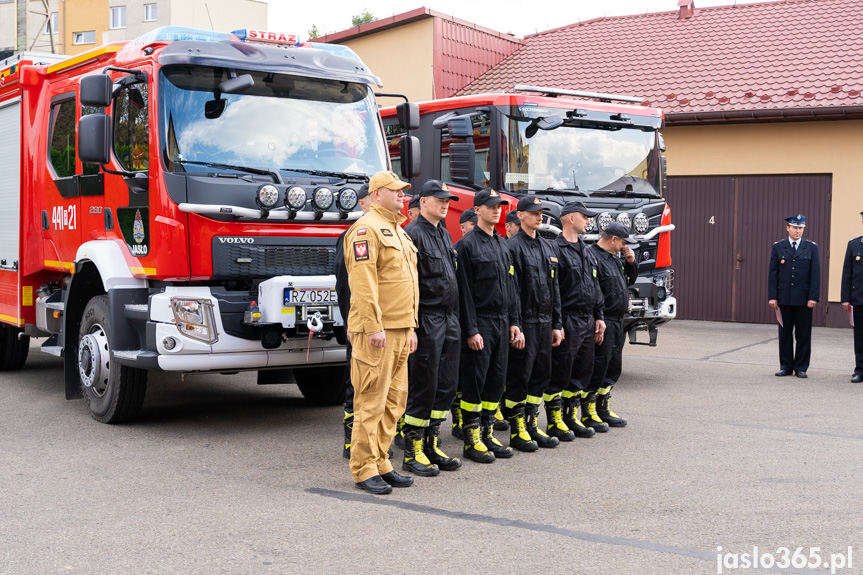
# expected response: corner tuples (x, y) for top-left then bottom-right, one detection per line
(136, 26), (235, 44)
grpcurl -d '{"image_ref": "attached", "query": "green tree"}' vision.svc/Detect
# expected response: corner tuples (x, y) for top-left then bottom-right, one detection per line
(308, 24), (320, 39)
(351, 9), (376, 27)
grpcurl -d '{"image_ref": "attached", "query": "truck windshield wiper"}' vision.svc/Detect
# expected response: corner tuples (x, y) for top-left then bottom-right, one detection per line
(281, 167), (368, 181)
(527, 188), (587, 197)
(591, 189), (658, 198)
(176, 159), (282, 183)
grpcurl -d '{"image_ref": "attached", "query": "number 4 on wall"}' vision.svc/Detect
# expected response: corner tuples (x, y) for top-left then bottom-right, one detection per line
(708, 216), (715, 225)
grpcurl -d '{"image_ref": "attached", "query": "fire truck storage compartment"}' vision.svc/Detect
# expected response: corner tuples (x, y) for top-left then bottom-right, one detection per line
(0, 97), (21, 271)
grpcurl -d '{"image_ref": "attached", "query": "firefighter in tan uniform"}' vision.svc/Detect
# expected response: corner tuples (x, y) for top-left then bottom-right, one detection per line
(344, 170), (419, 495)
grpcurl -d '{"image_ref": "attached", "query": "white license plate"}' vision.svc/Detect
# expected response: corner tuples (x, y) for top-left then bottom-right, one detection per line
(284, 288), (338, 305)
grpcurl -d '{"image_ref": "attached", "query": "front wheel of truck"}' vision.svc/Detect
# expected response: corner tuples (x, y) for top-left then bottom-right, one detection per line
(78, 295), (147, 423)
(295, 366), (347, 406)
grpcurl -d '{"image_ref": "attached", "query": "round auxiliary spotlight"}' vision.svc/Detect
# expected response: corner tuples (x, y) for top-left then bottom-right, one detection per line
(285, 186), (307, 210)
(634, 212), (649, 234)
(337, 188), (358, 212)
(313, 187), (334, 211)
(597, 212), (613, 231)
(256, 184), (279, 209)
(616, 212), (631, 230)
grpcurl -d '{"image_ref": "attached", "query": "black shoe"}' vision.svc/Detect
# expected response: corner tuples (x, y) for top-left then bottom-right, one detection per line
(775, 369), (793, 376)
(482, 418), (514, 458)
(381, 470), (414, 488)
(355, 475), (392, 495)
(795, 371), (808, 378)
(852, 374), (863, 383)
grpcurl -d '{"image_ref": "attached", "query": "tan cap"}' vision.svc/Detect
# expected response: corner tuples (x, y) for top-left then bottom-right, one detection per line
(369, 170), (411, 192)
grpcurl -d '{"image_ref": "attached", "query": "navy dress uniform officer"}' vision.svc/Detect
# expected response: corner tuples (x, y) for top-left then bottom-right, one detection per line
(456, 188), (522, 463)
(402, 180), (463, 474)
(768, 214), (821, 378)
(841, 211), (863, 383)
(503, 195), (565, 451)
(343, 170), (419, 495)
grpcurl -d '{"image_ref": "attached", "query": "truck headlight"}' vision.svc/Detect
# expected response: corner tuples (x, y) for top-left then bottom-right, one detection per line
(337, 188), (358, 212)
(286, 186), (307, 210)
(313, 187), (334, 211)
(256, 184), (279, 209)
(598, 212), (613, 231)
(634, 213), (649, 233)
(616, 212), (631, 230)
(170, 297), (219, 344)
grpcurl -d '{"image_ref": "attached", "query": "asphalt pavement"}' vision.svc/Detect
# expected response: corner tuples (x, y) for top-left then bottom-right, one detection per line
(1, 320), (862, 575)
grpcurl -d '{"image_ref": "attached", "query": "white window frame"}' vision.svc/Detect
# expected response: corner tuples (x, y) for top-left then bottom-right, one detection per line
(73, 31), (96, 45)
(144, 3), (157, 22)
(110, 6), (127, 29)
(44, 12), (59, 35)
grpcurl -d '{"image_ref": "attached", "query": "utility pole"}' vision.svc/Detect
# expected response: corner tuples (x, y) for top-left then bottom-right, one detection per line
(16, 0), (28, 52)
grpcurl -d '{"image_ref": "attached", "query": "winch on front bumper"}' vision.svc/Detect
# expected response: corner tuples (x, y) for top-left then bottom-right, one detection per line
(624, 272), (676, 346)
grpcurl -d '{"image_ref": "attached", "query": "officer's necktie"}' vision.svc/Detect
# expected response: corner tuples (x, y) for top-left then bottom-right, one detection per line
(792, 241), (798, 251)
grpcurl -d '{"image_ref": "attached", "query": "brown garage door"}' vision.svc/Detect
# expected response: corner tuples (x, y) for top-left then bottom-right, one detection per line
(666, 174), (831, 325)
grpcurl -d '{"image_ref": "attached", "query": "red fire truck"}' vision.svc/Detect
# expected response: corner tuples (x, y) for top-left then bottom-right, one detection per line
(382, 86), (676, 343)
(0, 27), (418, 422)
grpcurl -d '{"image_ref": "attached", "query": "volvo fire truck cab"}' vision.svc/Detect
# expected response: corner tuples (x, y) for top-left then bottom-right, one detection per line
(381, 86), (675, 343)
(0, 27), (420, 423)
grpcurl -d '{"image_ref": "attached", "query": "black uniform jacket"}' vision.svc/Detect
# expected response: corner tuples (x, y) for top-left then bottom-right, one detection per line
(768, 238), (821, 306)
(508, 229), (562, 329)
(588, 244), (638, 319)
(335, 230), (351, 324)
(841, 235), (863, 306)
(552, 236), (604, 321)
(456, 227), (521, 338)
(404, 214), (459, 315)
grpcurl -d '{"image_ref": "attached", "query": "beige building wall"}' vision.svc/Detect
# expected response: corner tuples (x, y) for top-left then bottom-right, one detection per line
(338, 19), (434, 102)
(168, 0), (266, 34)
(64, 0), (107, 55)
(665, 120), (863, 302)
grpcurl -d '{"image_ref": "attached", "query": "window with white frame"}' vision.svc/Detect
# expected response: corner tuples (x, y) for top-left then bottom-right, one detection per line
(73, 31), (96, 44)
(144, 4), (157, 21)
(110, 6), (127, 29)
(44, 12), (58, 35)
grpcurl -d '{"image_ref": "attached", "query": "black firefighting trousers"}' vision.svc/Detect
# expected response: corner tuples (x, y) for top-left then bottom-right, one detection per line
(459, 314), (509, 419)
(588, 317), (624, 393)
(547, 314), (595, 399)
(405, 311), (460, 427)
(504, 321), (551, 412)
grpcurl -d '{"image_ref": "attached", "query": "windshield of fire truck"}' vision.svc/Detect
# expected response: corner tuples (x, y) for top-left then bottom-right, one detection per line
(159, 66), (388, 176)
(500, 105), (661, 197)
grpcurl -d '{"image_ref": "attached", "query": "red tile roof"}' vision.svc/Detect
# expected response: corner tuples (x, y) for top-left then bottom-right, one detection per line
(459, 0), (863, 122)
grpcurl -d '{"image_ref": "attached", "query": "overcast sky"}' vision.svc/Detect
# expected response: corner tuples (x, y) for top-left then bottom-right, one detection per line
(265, 0), (767, 39)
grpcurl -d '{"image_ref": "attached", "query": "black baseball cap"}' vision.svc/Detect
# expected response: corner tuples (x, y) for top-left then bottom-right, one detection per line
(356, 183), (370, 200)
(459, 209), (478, 224)
(560, 201), (598, 217)
(473, 189), (508, 207)
(408, 194), (420, 209)
(516, 196), (546, 213)
(604, 222), (630, 239)
(505, 210), (520, 224)
(419, 180), (459, 200)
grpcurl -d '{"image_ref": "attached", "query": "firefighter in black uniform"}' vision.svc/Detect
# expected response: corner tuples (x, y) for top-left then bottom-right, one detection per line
(456, 189), (522, 463)
(402, 180), (463, 474)
(768, 214), (820, 378)
(547, 202), (605, 439)
(334, 184), (371, 458)
(505, 209), (521, 239)
(503, 196), (564, 451)
(840, 211), (863, 383)
(584, 221), (637, 431)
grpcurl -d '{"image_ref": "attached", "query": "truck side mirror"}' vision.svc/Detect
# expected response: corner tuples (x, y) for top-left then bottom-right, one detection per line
(447, 116), (474, 139)
(449, 142), (475, 187)
(396, 102), (419, 130)
(79, 113), (112, 165)
(80, 75), (112, 107)
(399, 135), (421, 178)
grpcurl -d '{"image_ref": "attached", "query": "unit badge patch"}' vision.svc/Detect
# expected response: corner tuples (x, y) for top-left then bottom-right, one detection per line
(381, 228), (393, 236)
(354, 241), (369, 261)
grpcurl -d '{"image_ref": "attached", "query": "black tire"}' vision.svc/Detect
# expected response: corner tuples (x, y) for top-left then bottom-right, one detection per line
(0, 323), (29, 371)
(78, 295), (147, 423)
(295, 365), (347, 405)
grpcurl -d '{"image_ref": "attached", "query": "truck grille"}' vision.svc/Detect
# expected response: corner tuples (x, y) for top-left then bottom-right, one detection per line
(212, 237), (337, 279)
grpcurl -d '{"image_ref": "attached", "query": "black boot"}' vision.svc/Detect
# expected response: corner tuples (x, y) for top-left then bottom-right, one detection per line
(580, 393), (609, 433)
(343, 412), (353, 459)
(596, 388), (627, 427)
(525, 404), (559, 448)
(424, 424), (462, 471)
(482, 414), (514, 458)
(451, 399), (464, 440)
(562, 396), (595, 438)
(506, 408), (538, 452)
(394, 415), (405, 450)
(462, 415), (495, 463)
(402, 425), (440, 476)
(544, 397), (575, 442)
